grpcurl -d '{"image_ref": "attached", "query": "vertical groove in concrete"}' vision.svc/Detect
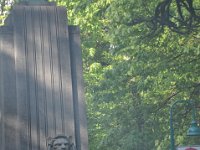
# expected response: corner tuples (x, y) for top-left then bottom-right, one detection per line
(13, 5), (29, 150)
(69, 26), (88, 150)
(0, 27), (16, 150)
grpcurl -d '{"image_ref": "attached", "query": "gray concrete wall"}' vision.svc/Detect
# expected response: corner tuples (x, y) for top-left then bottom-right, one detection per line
(0, 4), (88, 150)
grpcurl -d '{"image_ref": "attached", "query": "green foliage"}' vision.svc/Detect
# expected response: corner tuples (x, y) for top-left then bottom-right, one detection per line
(54, 0), (200, 149)
(0, 0), (14, 25)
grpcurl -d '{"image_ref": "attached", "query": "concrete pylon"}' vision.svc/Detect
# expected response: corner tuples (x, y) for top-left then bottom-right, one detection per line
(0, 2), (88, 150)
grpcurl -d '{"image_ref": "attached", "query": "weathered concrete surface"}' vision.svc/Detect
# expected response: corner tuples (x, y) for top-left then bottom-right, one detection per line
(0, 3), (88, 150)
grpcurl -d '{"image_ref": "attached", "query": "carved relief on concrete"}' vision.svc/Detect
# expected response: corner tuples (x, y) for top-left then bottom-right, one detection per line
(48, 135), (75, 150)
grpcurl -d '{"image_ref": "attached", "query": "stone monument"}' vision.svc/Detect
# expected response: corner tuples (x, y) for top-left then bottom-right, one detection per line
(0, 0), (88, 150)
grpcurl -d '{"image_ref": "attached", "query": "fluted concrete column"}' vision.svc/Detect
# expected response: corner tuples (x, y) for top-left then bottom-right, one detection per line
(0, 3), (88, 150)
